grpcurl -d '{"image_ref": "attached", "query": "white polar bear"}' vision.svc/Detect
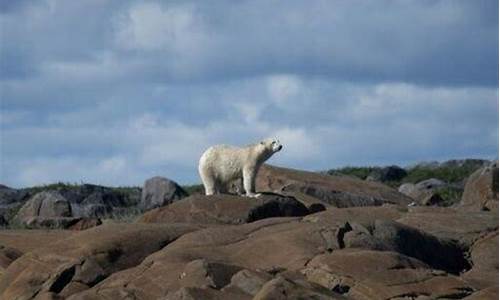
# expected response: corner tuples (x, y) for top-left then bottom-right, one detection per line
(198, 138), (283, 197)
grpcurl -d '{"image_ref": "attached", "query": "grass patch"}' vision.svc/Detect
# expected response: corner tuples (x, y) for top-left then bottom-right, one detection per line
(403, 165), (479, 184)
(326, 167), (380, 180)
(182, 184), (205, 196)
(326, 162), (484, 186)
(433, 186), (463, 207)
(101, 207), (143, 223)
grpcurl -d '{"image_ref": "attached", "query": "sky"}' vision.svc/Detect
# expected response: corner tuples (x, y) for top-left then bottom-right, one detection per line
(0, 0), (498, 188)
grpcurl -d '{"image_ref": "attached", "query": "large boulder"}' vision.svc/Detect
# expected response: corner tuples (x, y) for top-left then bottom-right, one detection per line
(15, 191), (71, 220)
(138, 193), (309, 225)
(12, 191), (101, 230)
(398, 178), (448, 206)
(0, 223), (200, 300)
(140, 176), (188, 211)
(256, 164), (412, 207)
(460, 162), (499, 211)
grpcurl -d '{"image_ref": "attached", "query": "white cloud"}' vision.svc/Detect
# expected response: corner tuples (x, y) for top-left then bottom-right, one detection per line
(114, 2), (207, 53)
(267, 74), (302, 106)
(1, 76), (497, 187)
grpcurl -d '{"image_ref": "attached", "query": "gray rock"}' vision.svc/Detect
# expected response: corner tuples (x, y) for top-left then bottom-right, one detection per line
(416, 178), (446, 190)
(398, 178), (448, 206)
(14, 191), (72, 224)
(0, 185), (28, 206)
(140, 176), (188, 211)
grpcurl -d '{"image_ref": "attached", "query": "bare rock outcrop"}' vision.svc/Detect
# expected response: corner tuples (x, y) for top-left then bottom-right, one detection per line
(138, 193), (309, 225)
(460, 162), (499, 211)
(256, 164), (413, 207)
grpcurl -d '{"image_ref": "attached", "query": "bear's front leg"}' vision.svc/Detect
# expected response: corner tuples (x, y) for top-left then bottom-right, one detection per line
(243, 167), (260, 198)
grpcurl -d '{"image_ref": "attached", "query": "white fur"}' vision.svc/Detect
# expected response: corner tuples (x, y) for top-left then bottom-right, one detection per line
(198, 138), (283, 197)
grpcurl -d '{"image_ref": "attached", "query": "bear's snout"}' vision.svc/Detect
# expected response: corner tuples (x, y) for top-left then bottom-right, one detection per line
(277, 145), (283, 151)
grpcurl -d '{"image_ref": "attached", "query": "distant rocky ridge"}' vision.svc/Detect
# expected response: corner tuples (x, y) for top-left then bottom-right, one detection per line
(0, 160), (497, 299)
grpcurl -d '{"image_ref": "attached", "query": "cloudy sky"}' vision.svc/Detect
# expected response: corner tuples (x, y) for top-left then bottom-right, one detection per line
(0, 0), (498, 188)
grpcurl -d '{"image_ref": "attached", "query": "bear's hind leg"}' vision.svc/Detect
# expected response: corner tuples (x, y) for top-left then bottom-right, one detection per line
(199, 168), (216, 196)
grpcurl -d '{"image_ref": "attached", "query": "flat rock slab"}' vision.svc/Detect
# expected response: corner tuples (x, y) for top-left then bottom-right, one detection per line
(397, 206), (498, 248)
(0, 230), (74, 253)
(303, 249), (473, 299)
(256, 164), (412, 207)
(138, 193), (310, 225)
(303, 205), (406, 228)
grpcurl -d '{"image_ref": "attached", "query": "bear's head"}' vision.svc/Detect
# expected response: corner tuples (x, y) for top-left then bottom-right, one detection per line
(259, 138), (283, 153)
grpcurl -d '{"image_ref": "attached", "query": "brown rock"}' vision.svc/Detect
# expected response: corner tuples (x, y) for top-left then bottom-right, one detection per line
(165, 286), (250, 300)
(0, 223), (200, 299)
(371, 220), (469, 274)
(67, 218), (102, 231)
(178, 259), (242, 289)
(397, 206), (498, 248)
(252, 275), (339, 300)
(138, 193), (309, 225)
(303, 205), (406, 228)
(0, 230), (74, 253)
(0, 245), (22, 270)
(226, 269), (272, 296)
(303, 249), (473, 299)
(460, 162), (499, 211)
(256, 164), (412, 207)
(68, 218), (345, 299)
(463, 285), (499, 300)
(462, 231), (498, 290)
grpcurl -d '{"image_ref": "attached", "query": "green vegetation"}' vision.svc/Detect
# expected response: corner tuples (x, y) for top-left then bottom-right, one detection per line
(326, 167), (379, 180)
(23, 182), (81, 194)
(403, 164), (480, 184)
(100, 207), (143, 223)
(325, 160), (488, 207)
(327, 162), (483, 185)
(182, 184), (205, 195)
(432, 186), (463, 207)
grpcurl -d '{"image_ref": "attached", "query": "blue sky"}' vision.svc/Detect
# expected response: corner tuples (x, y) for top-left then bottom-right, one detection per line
(0, 0), (498, 188)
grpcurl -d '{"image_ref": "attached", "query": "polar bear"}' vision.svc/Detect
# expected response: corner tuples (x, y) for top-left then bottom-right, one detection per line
(198, 138), (283, 197)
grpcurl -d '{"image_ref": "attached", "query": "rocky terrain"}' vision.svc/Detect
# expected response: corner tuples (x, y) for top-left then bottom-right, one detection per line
(0, 160), (497, 299)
